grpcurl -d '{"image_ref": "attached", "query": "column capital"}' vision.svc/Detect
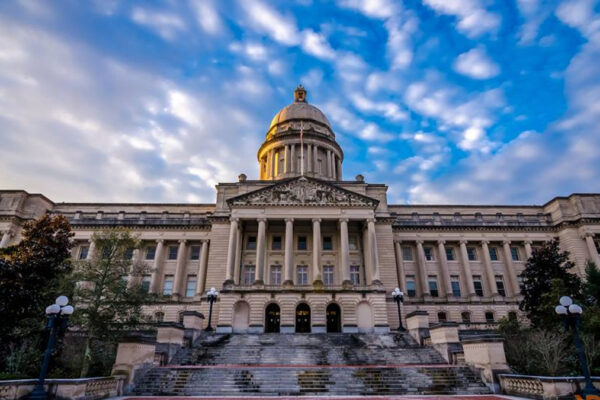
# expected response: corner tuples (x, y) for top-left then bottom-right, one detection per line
(156, 239), (165, 244)
(366, 218), (376, 224)
(503, 240), (511, 246)
(481, 240), (490, 245)
(339, 218), (349, 223)
(285, 218), (294, 223)
(459, 239), (468, 245)
(88, 238), (94, 244)
(230, 217), (239, 223)
(312, 218), (322, 223)
(178, 239), (188, 245)
(257, 217), (267, 223)
(524, 240), (533, 245)
(416, 240), (424, 245)
(437, 240), (446, 246)
(583, 231), (595, 238)
(200, 239), (210, 244)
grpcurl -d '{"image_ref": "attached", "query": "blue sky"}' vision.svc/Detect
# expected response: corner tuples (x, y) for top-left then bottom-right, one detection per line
(0, 0), (599, 205)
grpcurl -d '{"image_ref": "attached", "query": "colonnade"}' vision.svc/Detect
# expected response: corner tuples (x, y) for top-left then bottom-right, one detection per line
(394, 239), (533, 300)
(224, 217), (380, 286)
(261, 143), (342, 180)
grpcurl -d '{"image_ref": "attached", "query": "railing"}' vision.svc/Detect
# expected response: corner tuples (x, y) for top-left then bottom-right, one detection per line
(498, 374), (600, 399)
(0, 376), (125, 400)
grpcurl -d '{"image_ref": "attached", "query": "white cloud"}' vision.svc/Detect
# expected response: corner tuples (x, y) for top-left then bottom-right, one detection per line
(350, 94), (408, 121)
(301, 30), (336, 60)
(240, 0), (300, 45)
(453, 47), (500, 79)
(422, 0), (500, 38)
(131, 7), (186, 40)
(337, 0), (398, 19)
(190, 0), (223, 35)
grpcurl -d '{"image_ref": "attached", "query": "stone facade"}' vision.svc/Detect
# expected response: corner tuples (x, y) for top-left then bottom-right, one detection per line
(2, 86), (600, 334)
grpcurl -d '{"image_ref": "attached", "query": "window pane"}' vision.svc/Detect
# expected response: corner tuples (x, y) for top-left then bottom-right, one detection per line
(350, 265), (360, 285)
(489, 247), (498, 261)
(272, 236), (282, 250)
(461, 312), (471, 323)
(495, 276), (506, 297)
(437, 312), (447, 322)
(186, 276), (197, 297)
(348, 236), (358, 251)
(473, 276), (484, 297)
(510, 247), (520, 261)
(190, 246), (201, 260)
(323, 236), (333, 251)
(124, 247), (134, 260)
(270, 266), (282, 285)
(445, 248), (454, 261)
(424, 247), (434, 261)
(244, 265), (255, 285)
(168, 245), (178, 260)
(451, 276), (461, 297)
(79, 246), (89, 260)
(323, 265), (334, 286)
(141, 276), (151, 293)
(402, 247), (412, 261)
(146, 246), (156, 260)
(406, 278), (416, 297)
(247, 236), (257, 250)
(297, 236), (307, 250)
(485, 312), (495, 323)
(297, 265), (308, 285)
(428, 276), (439, 297)
(163, 276), (174, 295)
(467, 247), (477, 261)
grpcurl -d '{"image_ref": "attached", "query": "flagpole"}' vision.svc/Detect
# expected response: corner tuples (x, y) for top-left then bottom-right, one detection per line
(300, 121), (304, 176)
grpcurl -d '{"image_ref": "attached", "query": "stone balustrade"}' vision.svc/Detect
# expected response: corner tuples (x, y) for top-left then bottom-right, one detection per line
(498, 374), (600, 399)
(0, 376), (125, 400)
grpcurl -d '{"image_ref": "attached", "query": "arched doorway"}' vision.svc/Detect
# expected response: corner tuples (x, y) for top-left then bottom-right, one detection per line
(232, 301), (250, 333)
(295, 303), (311, 333)
(265, 303), (280, 333)
(326, 303), (341, 333)
(357, 301), (373, 333)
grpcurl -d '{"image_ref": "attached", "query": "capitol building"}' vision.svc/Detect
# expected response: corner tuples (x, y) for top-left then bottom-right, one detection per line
(1, 85), (600, 334)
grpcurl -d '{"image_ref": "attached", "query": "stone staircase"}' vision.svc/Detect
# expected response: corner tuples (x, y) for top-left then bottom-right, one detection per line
(133, 333), (491, 396)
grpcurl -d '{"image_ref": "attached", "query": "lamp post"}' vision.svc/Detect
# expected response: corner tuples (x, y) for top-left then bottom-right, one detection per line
(28, 296), (74, 400)
(392, 287), (405, 331)
(555, 295), (599, 397)
(205, 287), (219, 332)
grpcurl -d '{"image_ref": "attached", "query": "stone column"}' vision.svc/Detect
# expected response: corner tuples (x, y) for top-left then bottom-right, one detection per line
(332, 156), (337, 180)
(87, 239), (96, 260)
(502, 240), (521, 298)
(225, 218), (239, 283)
(196, 240), (209, 296)
(481, 241), (498, 297)
(367, 218), (381, 284)
(459, 240), (476, 298)
(0, 230), (13, 248)
(284, 145), (289, 174)
(307, 144), (313, 173)
(312, 218), (322, 284)
(284, 218), (294, 285)
(524, 240), (533, 259)
(272, 149), (277, 177)
(255, 218), (266, 284)
(290, 144), (296, 173)
(415, 240), (430, 297)
(313, 145), (318, 173)
(437, 240), (454, 299)
(336, 157), (342, 180)
(326, 150), (332, 178)
(233, 223), (242, 284)
(394, 241), (406, 292)
(173, 240), (188, 298)
(584, 233), (600, 267)
(340, 218), (351, 285)
(149, 239), (165, 293)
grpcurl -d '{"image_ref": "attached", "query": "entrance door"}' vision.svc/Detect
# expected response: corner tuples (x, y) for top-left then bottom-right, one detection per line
(265, 303), (280, 333)
(326, 303), (341, 333)
(295, 303), (311, 333)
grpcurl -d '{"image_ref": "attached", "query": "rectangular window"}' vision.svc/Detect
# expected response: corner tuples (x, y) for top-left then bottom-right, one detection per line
(428, 276), (439, 297)
(272, 236), (282, 250)
(445, 247), (455, 261)
(270, 265), (282, 285)
(467, 247), (477, 261)
(323, 236), (333, 251)
(185, 276), (197, 297)
(124, 247), (134, 260)
(168, 245), (178, 260)
(323, 265), (334, 286)
(190, 245), (201, 260)
(297, 265), (308, 285)
(297, 236), (307, 250)
(247, 236), (257, 250)
(485, 312), (495, 323)
(406, 276), (416, 297)
(595, 240), (600, 254)
(473, 275), (484, 297)
(146, 246), (156, 260)
(402, 246), (413, 261)
(510, 247), (520, 261)
(348, 236), (358, 250)
(495, 275), (506, 297)
(424, 247), (434, 261)
(243, 265), (255, 285)
(79, 246), (89, 260)
(350, 265), (360, 285)
(141, 275), (151, 293)
(163, 275), (174, 295)
(451, 275), (461, 297)
(489, 247), (498, 261)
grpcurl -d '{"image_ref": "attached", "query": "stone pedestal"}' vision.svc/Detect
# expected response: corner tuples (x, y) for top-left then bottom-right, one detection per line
(156, 322), (185, 346)
(111, 338), (156, 385)
(182, 311), (204, 342)
(462, 334), (509, 389)
(429, 322), (460, 363)
(406, 310), (429, 346)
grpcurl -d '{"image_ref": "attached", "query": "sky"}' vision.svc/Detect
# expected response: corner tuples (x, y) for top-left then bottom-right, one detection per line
(0, 0), (599, 205)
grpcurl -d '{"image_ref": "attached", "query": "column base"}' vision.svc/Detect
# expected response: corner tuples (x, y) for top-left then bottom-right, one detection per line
(370, 279), (383, 287)
(469, 294), (481, 302)
(282, 280), (294, 287)
(253, 280), (264, 287)
(222, 279), (234, 287)
(342, 280), (353, 289)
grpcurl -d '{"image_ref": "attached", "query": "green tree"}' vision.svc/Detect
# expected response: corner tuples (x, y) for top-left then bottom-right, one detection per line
(72, 229), (153, 377)
(0, 215), (73, 375)
(519, 239), (582, 328)
(583, 261), (600, 307)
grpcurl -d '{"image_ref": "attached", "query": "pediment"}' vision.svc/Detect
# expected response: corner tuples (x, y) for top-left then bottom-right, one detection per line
(227, 177), (378, 208)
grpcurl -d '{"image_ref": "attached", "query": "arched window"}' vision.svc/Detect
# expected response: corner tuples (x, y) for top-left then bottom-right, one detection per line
(155, 311), (165, 322)
(178, 311), (185, 324)
(485, 311), (495, 323)
(508, 311), (518, 321)
(437, 312), (447, 322)
(461, 311), (471, 324)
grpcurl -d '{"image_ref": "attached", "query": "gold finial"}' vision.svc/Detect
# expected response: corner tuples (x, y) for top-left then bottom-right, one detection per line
(294, 84), (307, 103)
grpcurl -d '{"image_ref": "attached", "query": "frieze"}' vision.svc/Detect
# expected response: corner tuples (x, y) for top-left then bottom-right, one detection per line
(227, 177), (378, 208)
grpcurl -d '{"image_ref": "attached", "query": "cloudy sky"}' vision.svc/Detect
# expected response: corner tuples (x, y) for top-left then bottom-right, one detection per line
(0, 0), (599, 205)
